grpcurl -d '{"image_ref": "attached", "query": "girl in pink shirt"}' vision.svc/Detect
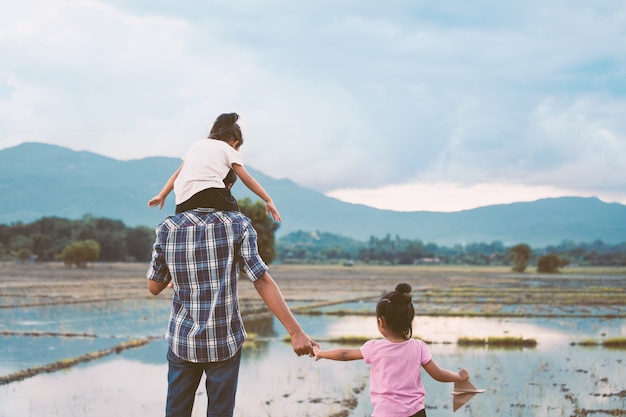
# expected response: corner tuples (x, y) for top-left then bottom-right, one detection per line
(314, 283), (470, 417)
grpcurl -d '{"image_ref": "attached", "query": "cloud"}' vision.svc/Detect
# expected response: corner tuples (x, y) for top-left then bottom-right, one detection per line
(327, 181), (626, 213)
(1, 0), (625, 211)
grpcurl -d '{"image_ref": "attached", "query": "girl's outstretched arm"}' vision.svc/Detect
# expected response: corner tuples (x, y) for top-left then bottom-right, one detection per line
(148, 163), (184, 209)
(423, 359), (469, 382)
(232, 163), (282, 221)
(315, 347), (363, 362)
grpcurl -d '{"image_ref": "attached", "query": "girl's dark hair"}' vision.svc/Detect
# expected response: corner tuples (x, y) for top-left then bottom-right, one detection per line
(376, 283), (414, 340)
(209, 113), (243, 146)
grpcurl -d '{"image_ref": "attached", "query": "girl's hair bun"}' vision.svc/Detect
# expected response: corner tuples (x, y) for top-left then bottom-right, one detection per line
(210, 113), (243, 144)
(377, 282), (415, 339)
(216, 113), (239, 126)
(395, 283), (411, 295)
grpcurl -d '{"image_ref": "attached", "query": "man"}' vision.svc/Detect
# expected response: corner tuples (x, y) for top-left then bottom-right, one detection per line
(147, 207), (317, 417)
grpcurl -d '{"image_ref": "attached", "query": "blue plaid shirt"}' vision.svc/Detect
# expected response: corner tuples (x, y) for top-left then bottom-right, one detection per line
(147, 208), (268, 362)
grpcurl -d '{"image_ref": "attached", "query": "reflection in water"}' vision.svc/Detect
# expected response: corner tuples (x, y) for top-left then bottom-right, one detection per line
(0, 298), (171, 338)
(0, 335), (126, 375)
(0, 339), (372, 417)
(319, 315), (625, 347)
(1, 307), (625, 416)
(2, 336), (625, 416)
(243, 316), (276, 338)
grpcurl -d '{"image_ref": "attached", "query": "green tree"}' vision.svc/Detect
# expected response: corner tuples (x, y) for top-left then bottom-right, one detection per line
(15, 247), (32, 263)
(537, 253), (561, 273)
(59, 239), (100, 268)
(78, 217), (128, 261)
(126, 226), (155, 262)
(9, 234), (32, 253)
(30, 217), (75, 261)
(509, 243), (532, 272)
(238, 198), (279, 264)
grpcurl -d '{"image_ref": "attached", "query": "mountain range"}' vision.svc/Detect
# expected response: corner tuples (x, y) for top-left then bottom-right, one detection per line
(1, 142), (625, 247)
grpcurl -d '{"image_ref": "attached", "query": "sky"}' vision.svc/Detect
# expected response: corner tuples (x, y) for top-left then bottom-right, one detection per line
(1, 1), (625, 212)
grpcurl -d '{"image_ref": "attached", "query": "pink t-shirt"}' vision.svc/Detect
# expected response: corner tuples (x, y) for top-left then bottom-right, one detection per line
(173, 139), (244, 204)
(360, 338), (432, 417)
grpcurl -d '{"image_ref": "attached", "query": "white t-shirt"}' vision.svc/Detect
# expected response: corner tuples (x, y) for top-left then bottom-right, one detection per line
(173, 139), (244, 204)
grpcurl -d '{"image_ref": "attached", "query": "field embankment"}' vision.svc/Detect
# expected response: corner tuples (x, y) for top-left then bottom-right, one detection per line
(2, 262), (625, 318)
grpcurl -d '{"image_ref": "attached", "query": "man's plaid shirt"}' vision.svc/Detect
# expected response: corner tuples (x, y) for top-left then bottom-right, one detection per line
(147, 208), (268, 362)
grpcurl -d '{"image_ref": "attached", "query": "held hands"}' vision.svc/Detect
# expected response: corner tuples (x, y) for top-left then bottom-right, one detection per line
(313, 345), (322, 361)
(148, 194), (166, 209)
(290, 328), (319, 357)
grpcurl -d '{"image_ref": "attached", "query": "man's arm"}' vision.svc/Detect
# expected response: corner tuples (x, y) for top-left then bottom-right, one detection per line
(148, 278), (171, 295)
(253, 272), (317, 356)
(146, 236), (172, 295)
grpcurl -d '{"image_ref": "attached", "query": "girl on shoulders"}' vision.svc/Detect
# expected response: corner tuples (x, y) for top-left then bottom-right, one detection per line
(148, 112), (281, 221)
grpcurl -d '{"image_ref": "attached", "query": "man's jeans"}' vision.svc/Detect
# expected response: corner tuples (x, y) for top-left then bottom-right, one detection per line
(166, 347), (242, 417)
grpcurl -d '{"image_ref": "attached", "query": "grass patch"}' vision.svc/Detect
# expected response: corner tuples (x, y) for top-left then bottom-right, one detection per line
(457, 336), (537, 347)
(602, 337), (626, 349)
(1, 330), (97, 338)
(0, 337), (157, 386)
(488, 336), (537, 347)
(326, 336), (371, 345)
(457, 337), (486, 346)
(574, 338), (600, 347)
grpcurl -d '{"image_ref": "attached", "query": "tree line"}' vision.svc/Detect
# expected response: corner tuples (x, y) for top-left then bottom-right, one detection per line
(2, 212), (625, 269)
(0, 215), (155, 264)
(277, 231), (626, 268)
(0, 198), (277, 267)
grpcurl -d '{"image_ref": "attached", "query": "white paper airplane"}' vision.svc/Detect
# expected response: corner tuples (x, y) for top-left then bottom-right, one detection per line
(451, 380), (485, 412)
(451, 380), (485, 395)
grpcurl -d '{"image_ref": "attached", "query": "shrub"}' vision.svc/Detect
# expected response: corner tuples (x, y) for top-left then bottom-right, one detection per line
(59, 239), (100, 268)
(537, 253), (561, 273)
(509, 244), (531, 272)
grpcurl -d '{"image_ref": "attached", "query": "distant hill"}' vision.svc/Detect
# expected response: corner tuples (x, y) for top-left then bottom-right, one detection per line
(1, 142), (625, 246)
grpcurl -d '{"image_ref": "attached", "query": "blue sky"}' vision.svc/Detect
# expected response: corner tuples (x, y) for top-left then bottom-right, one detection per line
(1, 1), (625, 211)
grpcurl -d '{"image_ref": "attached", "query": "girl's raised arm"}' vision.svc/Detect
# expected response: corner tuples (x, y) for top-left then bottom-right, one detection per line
(232, 163), (282, 222)
(148, 162), (184, 209)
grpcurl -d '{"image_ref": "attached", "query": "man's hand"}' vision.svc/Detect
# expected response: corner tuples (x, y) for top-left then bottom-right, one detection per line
(290, 329), (319, 357)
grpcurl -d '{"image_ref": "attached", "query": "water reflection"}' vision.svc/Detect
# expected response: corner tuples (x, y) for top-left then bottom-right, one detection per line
(0, 335), (125, 374)
(315, 315), (625, 347)
(1, 304), (625, 416)
(2, 334), (625, 416)
(0, 298), (171, 338)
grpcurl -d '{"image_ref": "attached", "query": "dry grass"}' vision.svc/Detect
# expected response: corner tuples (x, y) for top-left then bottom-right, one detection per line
(457, 336), (537, 347)
(602, 337), (626, 348)
(1, 262), (625, 317)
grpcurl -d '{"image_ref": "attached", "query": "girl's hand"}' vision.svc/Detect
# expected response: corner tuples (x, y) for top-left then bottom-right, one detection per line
(265, 200), (282, 222)
(458, 368), (470, 381)
(313, 345), (323, 361)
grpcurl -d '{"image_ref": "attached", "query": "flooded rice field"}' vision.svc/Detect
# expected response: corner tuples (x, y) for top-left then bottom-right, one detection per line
(0, 263), (625, 416)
